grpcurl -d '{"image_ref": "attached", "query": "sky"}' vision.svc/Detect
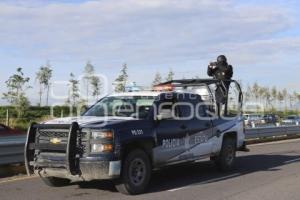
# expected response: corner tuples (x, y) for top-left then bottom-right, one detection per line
(0, 0), (300, 105)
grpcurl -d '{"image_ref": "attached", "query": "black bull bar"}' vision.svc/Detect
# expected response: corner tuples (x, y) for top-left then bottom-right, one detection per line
(24, 122), (80, 176)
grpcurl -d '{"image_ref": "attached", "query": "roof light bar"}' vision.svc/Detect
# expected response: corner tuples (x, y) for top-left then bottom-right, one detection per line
(153, 83), (174, 91)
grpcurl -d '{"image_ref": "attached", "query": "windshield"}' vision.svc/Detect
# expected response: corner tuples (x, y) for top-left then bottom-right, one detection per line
(287, 116), (296, 120)
(83, 96), (156, 119)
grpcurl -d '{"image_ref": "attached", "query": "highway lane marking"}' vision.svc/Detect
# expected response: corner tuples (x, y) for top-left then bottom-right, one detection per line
(0, 176), (37, 185)
(168, 173), (241, 192)
(249, 138), (300, 147)
(284, 158), (300, 164)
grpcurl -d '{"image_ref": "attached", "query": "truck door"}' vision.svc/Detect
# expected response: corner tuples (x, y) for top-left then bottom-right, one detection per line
(176, 94), (214, 159)
(152, 93), (189, 166)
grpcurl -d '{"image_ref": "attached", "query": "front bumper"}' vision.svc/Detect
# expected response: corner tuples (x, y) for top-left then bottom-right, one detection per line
(80, 158), (121, 181)
(26, 123), (121, 182)
(35, 158), (121, 181)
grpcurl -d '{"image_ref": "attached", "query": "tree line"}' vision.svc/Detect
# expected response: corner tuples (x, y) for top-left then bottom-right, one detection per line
(244, 82), (300, 111)
(1, 62), (175, 118)
(2, 62), (299, 119)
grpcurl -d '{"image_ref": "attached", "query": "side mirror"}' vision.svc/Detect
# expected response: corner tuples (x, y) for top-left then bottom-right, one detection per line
(156, 114), (163, 121)
(156, 109), (173, 120)
(81, 105), (89, 113)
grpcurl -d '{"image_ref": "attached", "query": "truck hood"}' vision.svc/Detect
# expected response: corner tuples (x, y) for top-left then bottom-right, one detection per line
(43, 116), (135, 126)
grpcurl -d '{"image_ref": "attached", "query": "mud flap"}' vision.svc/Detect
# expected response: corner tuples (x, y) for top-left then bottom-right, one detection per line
(238, 142), (250, 152)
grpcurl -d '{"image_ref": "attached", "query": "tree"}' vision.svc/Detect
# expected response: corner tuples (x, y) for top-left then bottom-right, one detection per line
(277, 91), (284, 110)
(296, 92), (300, 102)
(258, 87), (265, 105)
(152, 72), (162, 86)
(36, 69), (43, 106)
(264, 87), (271, 109)
(282, 88), (288, 111)
(83, 61), (95, 103)
(244, 85), (252, 104)
(289, 93), (295, 110)
(296, 92), (300, 112)
(294, 91), (300, 106)
(114, 63), (128, 93)
(91, 76), (102, 99)
(271, 86), (278, 108)
(36, 62), (52, 106)
(252, 82), (260, 102)
(18, 95), (31, 118)
(68, 73), (80, 107)
(166, 69), (174, 81)
(2, 68), (31, 118)
(44, 63), (52, 106)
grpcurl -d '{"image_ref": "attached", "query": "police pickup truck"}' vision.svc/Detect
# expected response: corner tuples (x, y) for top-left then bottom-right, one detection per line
(25, 79), (246, 195)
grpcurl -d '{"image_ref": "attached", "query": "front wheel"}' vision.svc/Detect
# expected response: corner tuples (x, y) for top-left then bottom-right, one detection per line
(114, 149), (151, 195)
(40, 176), (71, 187)
(214, 137), (236, 172)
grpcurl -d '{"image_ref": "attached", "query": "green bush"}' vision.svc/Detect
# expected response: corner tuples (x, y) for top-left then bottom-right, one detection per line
(0, 106), (80, 131)
(0, 106), (78, 119)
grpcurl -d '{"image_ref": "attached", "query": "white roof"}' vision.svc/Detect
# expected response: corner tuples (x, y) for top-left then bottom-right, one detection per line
(109, 91), (161, 97)
(109, 88), (211, 98)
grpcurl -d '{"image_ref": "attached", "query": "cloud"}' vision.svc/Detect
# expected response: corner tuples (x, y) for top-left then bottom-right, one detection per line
(222, 37), (300, 65)
(0, 0), (297, 64)
(0, 0), (300, 105)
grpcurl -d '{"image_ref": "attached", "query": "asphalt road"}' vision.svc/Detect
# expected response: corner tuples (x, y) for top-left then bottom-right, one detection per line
(1, 139), (300, 200)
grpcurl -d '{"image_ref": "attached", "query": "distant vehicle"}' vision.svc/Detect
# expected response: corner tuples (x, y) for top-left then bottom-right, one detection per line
(0, 124), (23, 136)
(243, 114), (266, 127)
(282, 115), (300, 125)
(263, 114), (279, 125)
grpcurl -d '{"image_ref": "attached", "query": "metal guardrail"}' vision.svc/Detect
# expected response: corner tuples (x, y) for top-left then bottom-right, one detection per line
(245, 125), (300, 139)
(0, 125), (300, 165)
(0, 135), (26, 165)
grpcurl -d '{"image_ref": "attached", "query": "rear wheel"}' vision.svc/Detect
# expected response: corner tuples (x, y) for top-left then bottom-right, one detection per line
(215, 137), (236, 172)
(114, 149), (151, 195)
(40, 176), (71, 187)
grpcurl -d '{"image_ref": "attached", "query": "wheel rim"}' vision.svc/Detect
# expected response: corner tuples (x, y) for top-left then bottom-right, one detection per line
(225, 146), (235, 165)
(129, 158), (146, 186)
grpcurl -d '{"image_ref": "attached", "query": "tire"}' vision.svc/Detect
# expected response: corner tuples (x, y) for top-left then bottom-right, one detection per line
(114, 149), (151, 195)
(40, 176), (71, 187)
(215, 137), (236, 172)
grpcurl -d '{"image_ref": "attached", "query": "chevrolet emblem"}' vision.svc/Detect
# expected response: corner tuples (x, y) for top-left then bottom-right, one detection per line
(50, 138), (61, 144)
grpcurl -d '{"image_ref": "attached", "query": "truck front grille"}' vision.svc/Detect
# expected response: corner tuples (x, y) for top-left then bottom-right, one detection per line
(38, 129), (69, 138)
(26, 122), (84, 175)
(35, 128), (88, 154)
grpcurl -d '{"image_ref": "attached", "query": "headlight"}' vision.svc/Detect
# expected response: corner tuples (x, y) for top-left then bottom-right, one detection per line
(91, 130), (113, 140)
(91, 144), (113, 153)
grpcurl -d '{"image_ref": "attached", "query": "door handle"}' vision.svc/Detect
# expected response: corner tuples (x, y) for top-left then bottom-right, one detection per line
(180, 125), (187, 130)
(216, 129), (221, 137)
(205, 122), (211, 128)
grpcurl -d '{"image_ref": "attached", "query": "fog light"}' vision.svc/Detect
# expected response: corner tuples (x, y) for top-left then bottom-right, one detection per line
(91, 144), (113, 153)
